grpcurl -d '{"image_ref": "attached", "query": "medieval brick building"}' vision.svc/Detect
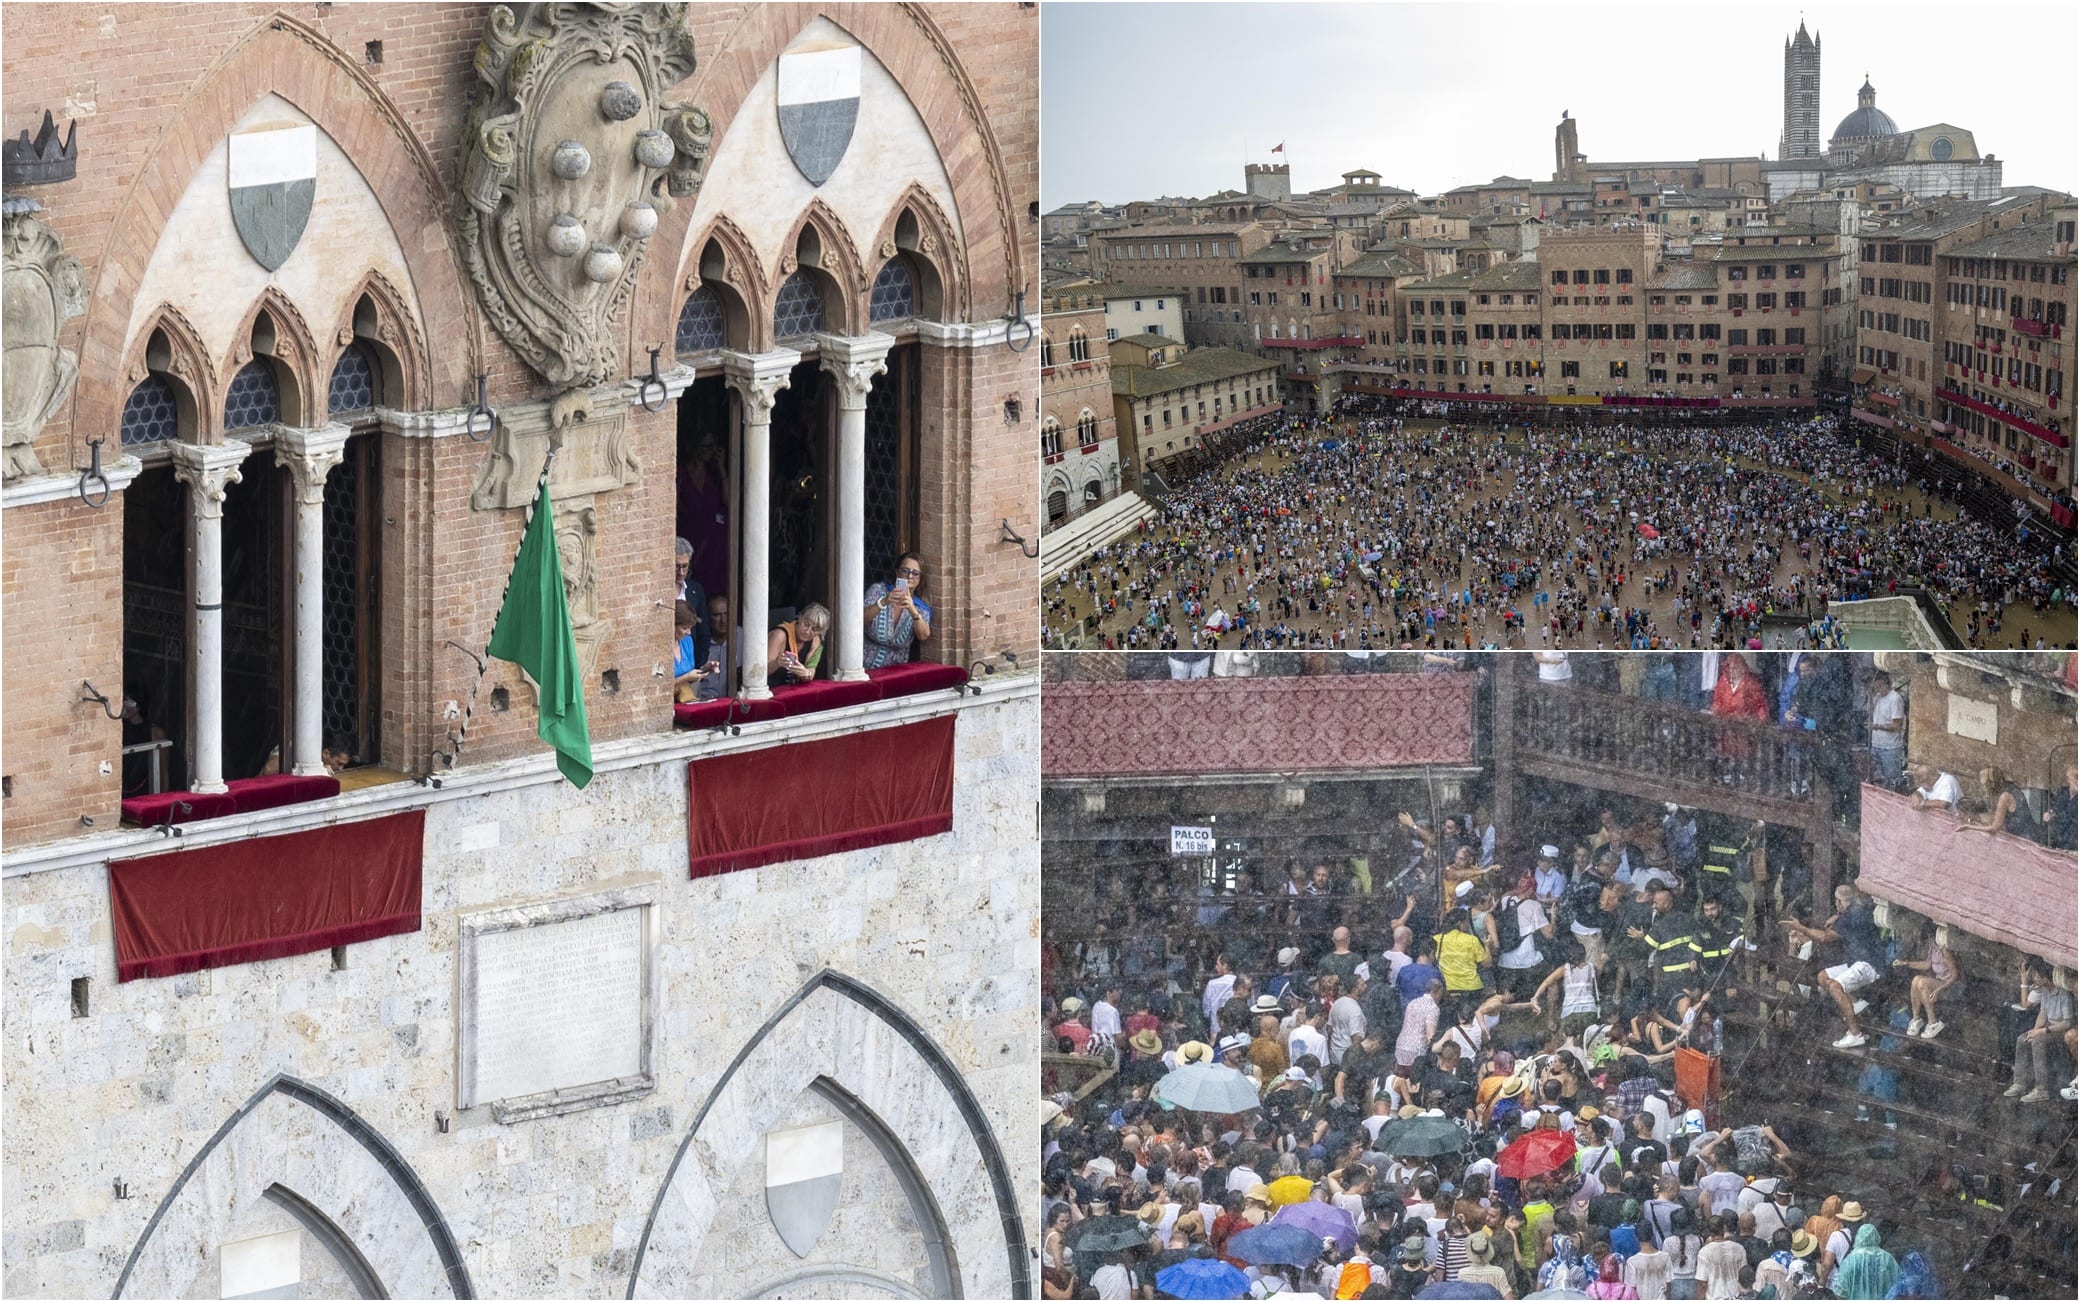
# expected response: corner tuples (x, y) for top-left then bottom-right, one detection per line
(1, 5), (1038, 1297)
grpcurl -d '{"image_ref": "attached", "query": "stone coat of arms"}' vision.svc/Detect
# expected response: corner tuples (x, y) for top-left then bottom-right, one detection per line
(460, 2), (712, 392)
(2, 202), (87, 482)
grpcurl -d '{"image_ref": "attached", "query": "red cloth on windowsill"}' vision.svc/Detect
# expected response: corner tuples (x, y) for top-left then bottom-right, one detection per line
(672, 662), (970, 728)
(120, 790), (239, 827)
(225, 773), (342, 811)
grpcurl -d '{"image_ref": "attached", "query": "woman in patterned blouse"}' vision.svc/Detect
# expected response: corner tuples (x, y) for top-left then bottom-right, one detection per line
(863, 552), (932, 668)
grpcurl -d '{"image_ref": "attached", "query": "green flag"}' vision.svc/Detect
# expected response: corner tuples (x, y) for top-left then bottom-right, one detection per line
(487, 481), (592, 788)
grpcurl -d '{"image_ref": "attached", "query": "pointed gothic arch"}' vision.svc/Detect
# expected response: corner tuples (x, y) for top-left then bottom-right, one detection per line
(627, 969), (1030, 1299)
(326, 268), (431, 412)
(868, 183), (966, 322)
(72, 11), (479, 457)
(776, 199), (869, 338)
(223, 287), (323, 429)
(113, 1073), (472, 1300)
(679, 214), (768, 357)
(632, 4), (1025, 355)
(120, 303), (217, 442)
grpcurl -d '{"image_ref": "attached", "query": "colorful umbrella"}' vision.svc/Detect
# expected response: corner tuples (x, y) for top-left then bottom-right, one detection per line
(1155, 1257), (1250, 1300)
(1415, 1283), (1505, 1299)
(1496, 1129), (1577, 1180)
(1153, 1062), (1261, 1115)
(1265, 1175), (1314, 1207)
(1638, 523), (1660, 539)
(1226, 1223), (1327, 1268)
(1270, 1200), (1358, 1252)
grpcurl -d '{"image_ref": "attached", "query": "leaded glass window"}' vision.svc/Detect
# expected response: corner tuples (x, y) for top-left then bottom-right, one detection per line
(224, 360), (280, 430)
(327, 345), (376, 416)
(120, 375), (179, 447)
(869, 258), (915, 322)
(676, 286), (726, 353)
(773, 272), (824, 339)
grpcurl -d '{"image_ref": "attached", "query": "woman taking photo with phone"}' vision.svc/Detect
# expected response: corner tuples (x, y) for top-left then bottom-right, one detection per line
(864, 552), (932, 668)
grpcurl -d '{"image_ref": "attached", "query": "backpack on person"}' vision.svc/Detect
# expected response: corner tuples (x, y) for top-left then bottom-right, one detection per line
(1335, 1259), (1375, 1300)
(1496, 895), (1525, 955)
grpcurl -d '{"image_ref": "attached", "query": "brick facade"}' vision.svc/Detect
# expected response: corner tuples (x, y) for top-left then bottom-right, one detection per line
(0, 3), (1037, 849)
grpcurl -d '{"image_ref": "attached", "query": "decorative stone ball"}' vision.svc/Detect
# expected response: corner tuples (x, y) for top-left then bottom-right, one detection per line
(632, 129), (675, 170)
(619, 200), (658, 241)
(583, 245), (625, 285)
(550, 139), (592, 180)
(547, 214), (586, 257)
(598, 81), (643, 122)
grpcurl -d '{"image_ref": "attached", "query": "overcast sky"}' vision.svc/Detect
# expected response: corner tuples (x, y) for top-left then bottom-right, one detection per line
(1042, 2), (2078, 207)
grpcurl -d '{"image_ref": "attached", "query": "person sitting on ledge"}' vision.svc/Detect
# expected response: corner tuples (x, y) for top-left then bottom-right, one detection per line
(767, 602), (829, 684)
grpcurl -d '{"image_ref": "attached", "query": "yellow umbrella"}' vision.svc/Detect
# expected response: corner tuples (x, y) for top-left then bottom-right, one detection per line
(1266, 1175), (1313, 1207)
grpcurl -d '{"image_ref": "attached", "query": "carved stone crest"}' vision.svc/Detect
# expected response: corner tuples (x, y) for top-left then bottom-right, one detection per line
(460, 3), (712, 391)
(2, 202), (87, 481)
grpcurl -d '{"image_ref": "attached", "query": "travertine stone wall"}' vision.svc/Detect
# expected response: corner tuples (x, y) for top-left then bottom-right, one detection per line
(1, 692), (1037, 1299)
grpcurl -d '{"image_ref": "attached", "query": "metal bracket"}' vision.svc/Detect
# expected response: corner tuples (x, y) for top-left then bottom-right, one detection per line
(636, 345), (669, 413)
(76, 438), (111, 509)
(998, 519), (1039, 559)
(79, 680), (121, 719)
(463, 373), (496, 442)
(1004, 291), (1033, 353)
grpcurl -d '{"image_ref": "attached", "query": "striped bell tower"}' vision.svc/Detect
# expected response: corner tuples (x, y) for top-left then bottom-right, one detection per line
(1780, 21), (1822, 161)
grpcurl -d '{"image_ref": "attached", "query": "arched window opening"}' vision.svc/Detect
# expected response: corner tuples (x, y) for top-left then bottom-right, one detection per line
(327, 344), (379, 417)
(121, 375), (181, 447)
(224, 360), (280, 430)
(677, 285), (727, 354)
(869, 258), (916, 323)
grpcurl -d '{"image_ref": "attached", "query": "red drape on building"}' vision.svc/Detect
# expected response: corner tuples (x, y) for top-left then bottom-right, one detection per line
(109, 810), (425, 982)
(687, 715), (955, 878)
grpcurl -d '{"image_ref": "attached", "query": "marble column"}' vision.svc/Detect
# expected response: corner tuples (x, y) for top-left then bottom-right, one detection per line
(169, 441), (253, 794)
(722, 349), (799, 700)
(275, 425), (351, 775)
(816, 332), (895, 682)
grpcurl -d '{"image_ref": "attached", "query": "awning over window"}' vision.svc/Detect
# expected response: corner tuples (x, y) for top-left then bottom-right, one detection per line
(687, 715), (955, 878)
(110, 810), (425, 982)
(1858, 784), (2075, 970)
(1042, 674), (1475, 779)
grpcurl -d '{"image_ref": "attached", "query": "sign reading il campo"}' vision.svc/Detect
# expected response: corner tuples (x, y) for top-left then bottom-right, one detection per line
(1171, 825), (1215, 856)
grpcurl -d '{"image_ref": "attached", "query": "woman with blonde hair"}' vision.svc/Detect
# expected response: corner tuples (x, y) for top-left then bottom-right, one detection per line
(766, 601), (830, 683)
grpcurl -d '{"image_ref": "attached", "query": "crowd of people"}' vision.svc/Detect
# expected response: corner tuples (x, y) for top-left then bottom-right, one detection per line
(1045, 403), (2074, 654)
(1039, 658), (2076, 1300)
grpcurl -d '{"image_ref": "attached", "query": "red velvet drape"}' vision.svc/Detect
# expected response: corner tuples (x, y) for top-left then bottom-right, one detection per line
(110, 810), (425, 982)
(687, 715), (956, 877)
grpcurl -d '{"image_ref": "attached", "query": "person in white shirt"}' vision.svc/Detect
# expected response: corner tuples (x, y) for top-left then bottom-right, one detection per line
(1867, 671), (1906, 788)
(1203, 955), (1238, 1028)
(1497, 879), (1553, 1000)
(1289, 1002), (1330, 1070)
(1534, 650), (1572, 682)
(1091, 983), (1123, 1044)
(1329, 982), (1368, 1064)
(1091, 1259), (1134, 1299)
(1910, 763), (1961, 813)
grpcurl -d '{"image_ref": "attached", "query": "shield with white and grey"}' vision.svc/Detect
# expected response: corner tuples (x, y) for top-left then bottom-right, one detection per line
(765, 1120), (843, 1256)
(776, 38), (859, 187)
(227, 124), (316, 272)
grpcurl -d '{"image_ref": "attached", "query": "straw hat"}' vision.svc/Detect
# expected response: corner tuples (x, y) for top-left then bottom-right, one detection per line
(1130, 1029), (1164, 1056)
(1464, 1229), (1496, 1266)
(1791, 1229), (1819, 1257)
(1177, 1040), (1213, 1065)
(1839, 1201), (1866, 1222)
(1495, 1075), (1528, 1100)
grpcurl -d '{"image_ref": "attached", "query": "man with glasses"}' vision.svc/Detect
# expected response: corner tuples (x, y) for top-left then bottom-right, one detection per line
(864, 552), (932, 668)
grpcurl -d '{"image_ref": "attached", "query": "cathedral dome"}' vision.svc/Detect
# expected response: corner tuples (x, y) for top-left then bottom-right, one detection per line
(1831, 78), (1897, 144)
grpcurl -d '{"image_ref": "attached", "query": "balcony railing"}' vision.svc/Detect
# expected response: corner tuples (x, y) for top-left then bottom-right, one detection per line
(1514, 678), (1816, 806)
(2012, 317), (2055, 339)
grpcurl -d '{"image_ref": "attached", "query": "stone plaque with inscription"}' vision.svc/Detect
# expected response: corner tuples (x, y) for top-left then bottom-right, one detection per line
(458, 887), (658, 1121)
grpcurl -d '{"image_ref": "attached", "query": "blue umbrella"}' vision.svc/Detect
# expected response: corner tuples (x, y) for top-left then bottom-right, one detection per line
(1226, 1223), (1326, 1268)
(1155, 1257), (1250, 1300)
(1415, 1283), (1505, 1299)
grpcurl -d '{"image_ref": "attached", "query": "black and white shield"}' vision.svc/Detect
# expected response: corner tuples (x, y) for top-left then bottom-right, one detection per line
(777, 39), (859, 187)
(227, 124), (316, 272)
(764, 1120), (843, 1257)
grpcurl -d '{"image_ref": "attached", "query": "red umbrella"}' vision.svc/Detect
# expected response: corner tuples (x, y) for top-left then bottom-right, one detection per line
(1496, 1129), (1576, 1180)
(1637, 523), (1660, 539)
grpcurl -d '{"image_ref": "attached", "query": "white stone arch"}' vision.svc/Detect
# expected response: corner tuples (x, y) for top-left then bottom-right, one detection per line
(115, 1074), (470, 1299)
(629, 971), (1029, 1299)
